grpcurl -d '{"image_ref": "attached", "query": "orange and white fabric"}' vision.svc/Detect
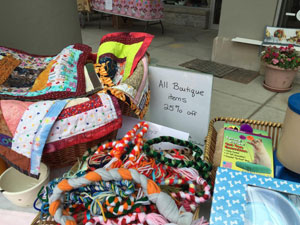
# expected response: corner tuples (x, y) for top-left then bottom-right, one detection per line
(49, 168), (193, 225)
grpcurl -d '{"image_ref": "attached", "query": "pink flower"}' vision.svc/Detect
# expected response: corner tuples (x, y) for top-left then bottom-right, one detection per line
(272, 59), (279, 64)
(280, 46), (286, 52)
(288, 44), (295, 51)
(287, 58), (292, 62)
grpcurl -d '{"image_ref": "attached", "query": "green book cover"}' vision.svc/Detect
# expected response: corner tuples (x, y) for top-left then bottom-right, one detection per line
(220, 123), (274, 177)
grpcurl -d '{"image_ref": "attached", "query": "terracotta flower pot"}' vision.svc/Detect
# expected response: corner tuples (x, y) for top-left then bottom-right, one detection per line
(263, 64), (298, 92)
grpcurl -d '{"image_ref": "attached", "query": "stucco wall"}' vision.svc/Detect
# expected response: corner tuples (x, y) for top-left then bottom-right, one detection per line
(212, 0), (279, 71)
(0, 0), (82, 55)
(218, 0), (278, 39)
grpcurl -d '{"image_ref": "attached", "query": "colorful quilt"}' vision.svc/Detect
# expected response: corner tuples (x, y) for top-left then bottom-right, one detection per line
(0, 93), (122, 178)
(0, 44), (92, 100)
(95, 32), (153, 119)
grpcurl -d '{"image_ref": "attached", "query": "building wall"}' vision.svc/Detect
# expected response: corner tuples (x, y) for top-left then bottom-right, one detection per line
(212, 0), (279, 71)
(0, 0), (82, 55)
(218, 0), (278, 39)
(163, 5), (210, 28)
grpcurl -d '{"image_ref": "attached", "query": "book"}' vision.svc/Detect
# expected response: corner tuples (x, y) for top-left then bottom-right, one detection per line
(85, 63), (102, 90)
(220, 123), (274, 177)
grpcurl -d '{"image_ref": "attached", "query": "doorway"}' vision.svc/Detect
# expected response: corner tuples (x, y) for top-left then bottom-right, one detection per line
(277, 0), (300, 28)
(209, 0), (222, 29)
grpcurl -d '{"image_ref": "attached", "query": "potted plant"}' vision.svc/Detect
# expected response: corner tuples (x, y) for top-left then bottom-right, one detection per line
(261, 45), (300, 92)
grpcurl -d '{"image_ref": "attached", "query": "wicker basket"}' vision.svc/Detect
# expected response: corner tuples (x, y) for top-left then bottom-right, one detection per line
(41, 90), (140, 169)
(204, 117), (282, 183)
(31, 216), (57, 225)
(118, 99), (138, 118)
(41, 130), (117, 168)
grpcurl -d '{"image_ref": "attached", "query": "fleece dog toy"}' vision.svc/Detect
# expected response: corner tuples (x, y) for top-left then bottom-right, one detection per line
(49, 168), (193, 225)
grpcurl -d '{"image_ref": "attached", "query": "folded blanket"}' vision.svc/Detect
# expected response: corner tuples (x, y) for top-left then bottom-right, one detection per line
(95, 32), (153, 119)
(0, 100), (33, 135)
(0, 44), (91, 100)
(97, 32), (153, 81)
(13, 100), (69, 176)
(44, 92), (122, 152)
(96, 54), (150, 119)
(0, 93), (122, 177)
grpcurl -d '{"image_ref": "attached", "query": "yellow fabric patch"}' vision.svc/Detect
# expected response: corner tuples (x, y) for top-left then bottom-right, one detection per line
(97, 41), (143, 81)
(30, 60), (55, 92)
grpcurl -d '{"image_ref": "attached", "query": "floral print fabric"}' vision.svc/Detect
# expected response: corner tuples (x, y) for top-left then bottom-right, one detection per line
(91, 0), (164, 21)
(5, 67), (44, 88)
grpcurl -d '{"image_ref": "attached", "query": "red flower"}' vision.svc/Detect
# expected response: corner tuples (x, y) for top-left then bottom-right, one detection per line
(265, 53), (270, 58)
(288, 44), (294, 49)
(272, 52), (279, 58)
(279, 46), (286, 52)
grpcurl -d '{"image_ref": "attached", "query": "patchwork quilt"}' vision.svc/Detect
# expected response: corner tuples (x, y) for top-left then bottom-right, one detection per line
(0, 93), (122, 177)
(0, 44), (92, 100)
(95, 32), (153, 118)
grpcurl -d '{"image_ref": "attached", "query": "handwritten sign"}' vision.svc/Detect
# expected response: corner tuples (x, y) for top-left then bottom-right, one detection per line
(145, 66), (213, 146)
(105, 0), (113, 10)
(117, 116), (189, 150)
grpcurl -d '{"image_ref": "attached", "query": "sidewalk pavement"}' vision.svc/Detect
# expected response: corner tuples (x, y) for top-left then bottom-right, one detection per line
(82, 19), (295, 125)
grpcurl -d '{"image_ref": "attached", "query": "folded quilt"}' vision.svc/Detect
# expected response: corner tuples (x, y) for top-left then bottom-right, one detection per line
(0, 44), (92, 100)
(0, 93), (121, 177)
(12, 100), (69, 176)
(95, 32), (153, 119)
(44, 92), (122, 153)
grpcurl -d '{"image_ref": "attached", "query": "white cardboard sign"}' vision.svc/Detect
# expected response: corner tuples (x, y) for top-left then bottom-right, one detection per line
(146, 66), (213, 146)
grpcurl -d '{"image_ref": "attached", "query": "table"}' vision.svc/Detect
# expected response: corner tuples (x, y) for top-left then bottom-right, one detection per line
(91, 0), (164, 33)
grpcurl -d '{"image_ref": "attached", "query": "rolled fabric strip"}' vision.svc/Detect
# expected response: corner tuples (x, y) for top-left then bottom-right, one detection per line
(143, 136), (212, 179)
(49, 168), (193, 225)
